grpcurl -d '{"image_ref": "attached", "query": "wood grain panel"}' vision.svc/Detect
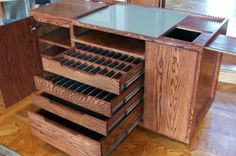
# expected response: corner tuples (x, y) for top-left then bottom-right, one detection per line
(0, 17), (42, 109)
(143, 41), (197, 143)
(28, 111), (101, 156)
(32, 92), (107, 135)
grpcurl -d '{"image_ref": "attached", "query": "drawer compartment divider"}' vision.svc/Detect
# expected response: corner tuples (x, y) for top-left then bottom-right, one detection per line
(34, 72), (143, 117)
(42, 45), (144, 95)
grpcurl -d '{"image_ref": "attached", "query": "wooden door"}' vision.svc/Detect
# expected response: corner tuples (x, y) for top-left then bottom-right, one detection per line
(0, 17), (42, 109)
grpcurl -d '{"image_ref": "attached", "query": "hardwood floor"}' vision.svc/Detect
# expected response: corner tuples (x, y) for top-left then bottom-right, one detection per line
(0, 84), (235, 156)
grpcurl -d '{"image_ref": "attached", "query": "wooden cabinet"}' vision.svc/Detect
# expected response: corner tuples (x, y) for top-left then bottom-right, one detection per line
(1, 1), (236, 155)
(27, 0), (236, 151)
(27, 1), (146, 156)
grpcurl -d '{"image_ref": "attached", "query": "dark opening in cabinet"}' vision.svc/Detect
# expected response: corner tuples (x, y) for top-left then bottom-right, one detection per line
(164, 28), (201, 42)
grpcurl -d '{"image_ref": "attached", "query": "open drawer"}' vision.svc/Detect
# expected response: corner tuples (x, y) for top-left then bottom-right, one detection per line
(41, 44), (144, 95)
(28, 104), (142, 156)
(32, 89), (143, 136)
(34, 72), (143, 117)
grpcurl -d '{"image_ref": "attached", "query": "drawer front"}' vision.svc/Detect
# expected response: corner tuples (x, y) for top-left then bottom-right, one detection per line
(28, 103), (142, 156)
(42, 45), (144, 95)
(32, 89), (143, 136)
(34, 72), (143, 117)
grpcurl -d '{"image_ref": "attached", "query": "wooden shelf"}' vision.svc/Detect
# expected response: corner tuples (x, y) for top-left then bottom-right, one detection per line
(40, 46), (66, 59)
(39, 28), (71, 49)
(72, 30), (145, 59)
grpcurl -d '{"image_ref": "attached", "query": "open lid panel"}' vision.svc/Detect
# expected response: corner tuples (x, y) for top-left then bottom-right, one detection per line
(157, 10), (229, 51)
(206, 34), (236, 56)
(173, 11), (236, 56)
(30, 0), (108, 27)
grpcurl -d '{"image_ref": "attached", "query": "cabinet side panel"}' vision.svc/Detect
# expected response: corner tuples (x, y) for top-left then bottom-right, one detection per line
(0, 17), (42, 108)
(143, 42), (197, 143)
(192, 49), (222, 132)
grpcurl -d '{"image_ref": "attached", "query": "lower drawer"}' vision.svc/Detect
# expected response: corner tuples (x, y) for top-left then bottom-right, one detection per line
(31, 89), (143, 136)
(28, 104), (142, 156)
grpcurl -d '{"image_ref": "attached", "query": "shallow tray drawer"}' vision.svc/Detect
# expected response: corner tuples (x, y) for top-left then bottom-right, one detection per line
(34, 72), (143, 117)
(42, 46), (144, 95)
(32, 89), (143, 136)
(28, 104), (142, 156)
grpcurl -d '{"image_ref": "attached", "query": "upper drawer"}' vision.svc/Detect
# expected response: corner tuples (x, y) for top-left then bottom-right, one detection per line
(42, 44), (144, 95)
(34, 72), (143, 117)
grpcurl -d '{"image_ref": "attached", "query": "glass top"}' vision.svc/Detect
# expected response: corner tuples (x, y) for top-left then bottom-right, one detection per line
(78, 3), (189, 38)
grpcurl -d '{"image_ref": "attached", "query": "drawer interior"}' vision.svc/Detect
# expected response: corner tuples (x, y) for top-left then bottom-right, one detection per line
(37, 109), (104, 141)
(35, 72), (144, 117)
(60, 45), (142, 78)
(35, 90), (143, 135)
(42, 45), (144, 94)
(38, 72), (143, 104)
(42, 72), (117, 101)
(40, 92), (107, 120)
